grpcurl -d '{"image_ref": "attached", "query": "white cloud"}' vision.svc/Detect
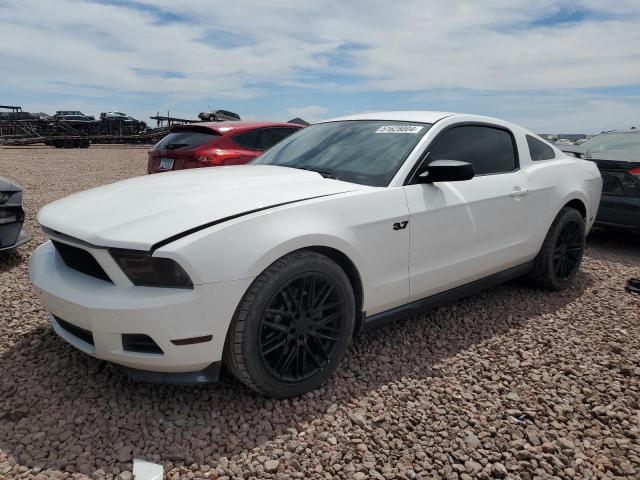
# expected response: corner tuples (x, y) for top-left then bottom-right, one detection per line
(285, 105), (328, 123)
(1, 0), (640, 130)
(3, 0), (640, 95)
(508, 96), (640, 134)
(133, 0), (640, 91)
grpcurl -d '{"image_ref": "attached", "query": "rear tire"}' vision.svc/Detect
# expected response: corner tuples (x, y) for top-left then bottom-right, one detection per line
(528, 207), (585, 290)
(224, 251), (355, 398)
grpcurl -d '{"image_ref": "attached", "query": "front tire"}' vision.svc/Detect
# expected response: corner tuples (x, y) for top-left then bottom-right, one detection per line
(224, 251), (355, 398)
(528, 207), (585, 290)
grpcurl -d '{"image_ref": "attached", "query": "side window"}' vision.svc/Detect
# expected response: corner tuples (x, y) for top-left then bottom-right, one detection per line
(258, 127), (299, 150)
(526, 135), (555, 161)
(233, 130), (259, 149)
(429, 125), (517, 175)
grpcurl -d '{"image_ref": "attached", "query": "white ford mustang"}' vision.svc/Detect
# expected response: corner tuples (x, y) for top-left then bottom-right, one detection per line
(29, 111), (602, 397)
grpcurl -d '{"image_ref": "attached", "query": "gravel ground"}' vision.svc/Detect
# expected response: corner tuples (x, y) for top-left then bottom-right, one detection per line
(0, 145), (639, 480)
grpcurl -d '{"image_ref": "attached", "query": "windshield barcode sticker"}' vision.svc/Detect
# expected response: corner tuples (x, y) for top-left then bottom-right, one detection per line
(375, 125), (424, 134)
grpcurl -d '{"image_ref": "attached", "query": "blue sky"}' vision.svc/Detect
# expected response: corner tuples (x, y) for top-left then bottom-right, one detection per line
(1, 0), (640, 133)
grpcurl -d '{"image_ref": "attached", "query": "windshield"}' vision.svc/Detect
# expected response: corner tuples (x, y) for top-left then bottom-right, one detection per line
(580, 131), (640, 161)
(252, 120), (431, 186)
(153, 128), (219, 151)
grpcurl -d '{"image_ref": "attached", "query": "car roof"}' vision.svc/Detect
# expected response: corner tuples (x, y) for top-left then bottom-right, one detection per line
(321, 111), (460, 124)
(178, 121), (304, 135)
(597, 128), (640, 134)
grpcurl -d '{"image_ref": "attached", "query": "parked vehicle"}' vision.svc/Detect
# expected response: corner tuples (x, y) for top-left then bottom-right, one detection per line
(53, 111), (96, 122)
(102, 111), (131, 119)
(0, 177), (31, 251)
(147, 121), (303, 173)
(563, 129), (640, 233)
(198, 110), (241, 122)
(29, 111), (602, 397)
(100, 112), (147, 133)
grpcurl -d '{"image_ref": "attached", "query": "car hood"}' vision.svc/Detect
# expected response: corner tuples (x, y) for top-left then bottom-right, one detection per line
(38, 165), (364, 250)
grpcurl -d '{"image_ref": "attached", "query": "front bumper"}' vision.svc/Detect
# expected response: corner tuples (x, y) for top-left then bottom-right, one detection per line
(29, 241), (253, 374)
(595, 194), (640, 231)
(0, 187), (30, 250)
(0, 227), (31, 251)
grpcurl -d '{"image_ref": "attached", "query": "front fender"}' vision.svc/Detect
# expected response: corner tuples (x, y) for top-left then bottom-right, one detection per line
(160, 198), (366, 284)
(157, 188), (410, 315)
(249, 232), (367, 284)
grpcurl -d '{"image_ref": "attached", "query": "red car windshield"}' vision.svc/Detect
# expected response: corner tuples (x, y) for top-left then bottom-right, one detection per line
(154, 128), (220, 151)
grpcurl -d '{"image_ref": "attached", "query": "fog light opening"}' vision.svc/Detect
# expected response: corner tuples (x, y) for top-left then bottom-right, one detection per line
(171, 335), (213, 346)
(122, 334), (164, 354)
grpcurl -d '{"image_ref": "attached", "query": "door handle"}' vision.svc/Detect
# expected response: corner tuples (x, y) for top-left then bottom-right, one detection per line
(510, 188), (529, 197)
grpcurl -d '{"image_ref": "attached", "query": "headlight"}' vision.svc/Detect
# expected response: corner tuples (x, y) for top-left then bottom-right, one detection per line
(0, 214), (19, 224)
(110, 249), (193, 289)
(0, 191), (22, 205)
(0, 203), (23, 224)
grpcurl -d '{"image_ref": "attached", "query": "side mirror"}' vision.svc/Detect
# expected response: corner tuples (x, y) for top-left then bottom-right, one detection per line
(417, 159), (475, 183)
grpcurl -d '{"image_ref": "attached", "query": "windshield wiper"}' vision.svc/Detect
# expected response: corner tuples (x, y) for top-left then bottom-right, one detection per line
(287, 165), (338, 179)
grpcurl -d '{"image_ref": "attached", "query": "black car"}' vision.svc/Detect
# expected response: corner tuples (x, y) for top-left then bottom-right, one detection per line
(563, 129), (640, 233)
(0, 177), (31, 251)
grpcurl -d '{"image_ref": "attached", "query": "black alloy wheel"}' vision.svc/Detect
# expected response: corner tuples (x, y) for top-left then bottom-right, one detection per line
(553, 219), (583, 281)
(528, 206), (585, 290)
(258, 273), (345, 383)
(223, 250), (355, 397)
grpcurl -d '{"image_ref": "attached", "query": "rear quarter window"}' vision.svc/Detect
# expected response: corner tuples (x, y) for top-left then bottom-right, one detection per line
(527, 135), (556, 161)
(233, 130), (259, 149)
(259, 127), (301, 150)
(154, 128), (219, 151)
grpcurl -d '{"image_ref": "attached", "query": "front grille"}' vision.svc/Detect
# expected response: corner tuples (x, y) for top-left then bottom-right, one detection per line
(122, 334), (164, 354)
(54, 316), (94, 346)
(51, 240), (112, 282)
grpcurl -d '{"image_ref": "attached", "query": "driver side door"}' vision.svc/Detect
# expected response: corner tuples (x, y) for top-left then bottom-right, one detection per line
(404, 124), (532, 301)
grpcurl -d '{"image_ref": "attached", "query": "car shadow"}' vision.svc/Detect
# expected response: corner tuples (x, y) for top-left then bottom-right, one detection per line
(0, 271), (594, 474)
(586, 228), (640, 268)
(0, 249), (25, 274)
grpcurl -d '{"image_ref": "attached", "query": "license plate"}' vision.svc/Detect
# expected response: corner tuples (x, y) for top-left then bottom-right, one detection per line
(159, 158), (174, 170)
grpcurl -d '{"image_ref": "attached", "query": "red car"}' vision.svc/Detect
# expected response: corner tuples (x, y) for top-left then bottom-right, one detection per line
(147, 121), (303, 173)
